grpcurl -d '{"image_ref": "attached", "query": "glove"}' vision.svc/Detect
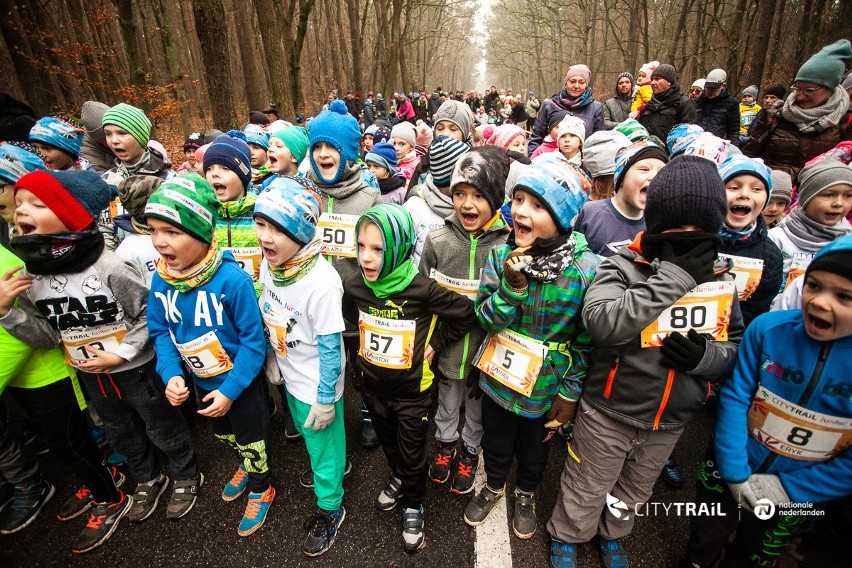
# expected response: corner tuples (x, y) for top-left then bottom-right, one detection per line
(659, 240), (716, 286)
(468, 372), (484, 400)
(727, 479), (759, 512)
(303, 402), (335, 431)
(503, 249), (531, 292)
(544, 394), (578, 429)
(263, 351), (283, 386)
(728, 474), (790, 512)
(660, 329), (707, 372)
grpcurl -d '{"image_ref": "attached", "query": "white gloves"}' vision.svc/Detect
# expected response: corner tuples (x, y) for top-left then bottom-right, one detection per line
(263, 351), (284, 385)
(727, 474), (790, 512)
(303, 403), (336, 431)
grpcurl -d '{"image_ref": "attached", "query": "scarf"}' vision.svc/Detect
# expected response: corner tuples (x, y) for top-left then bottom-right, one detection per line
(781, 85), (849, 133)
(364, 257), (418, 298)
(507, 231), (575, 283)
(378, 171), (406, 195)
(10, 228), (104, 276)
(644, 84), (682, 111)
(641, 231), (721, 262)
(782, 207), (852, 253)
(251, 163), (271, 184)
(719, 222), (757, 241)
(157, 241), (223, 293)
(310, 162), (368, 199)
(557, 87), (593, 110)
(268, 237), (322, 286)
(219, 193), (257, 219)
(421, 175), (455, 218)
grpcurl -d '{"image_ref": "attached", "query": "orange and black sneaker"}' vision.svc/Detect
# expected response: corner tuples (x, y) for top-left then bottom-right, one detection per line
(451, 448), (479, 495)
(58, 466), (125, 521)
(71, 490), (132, 554)
(428, 443), (456, 484)
(237, 485), (275, 537)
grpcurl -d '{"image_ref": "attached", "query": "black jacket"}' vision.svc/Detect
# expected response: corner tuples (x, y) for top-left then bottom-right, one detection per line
(428, 93), (443, 119)
(637, 84), (696, 142)
(696, 89), (741, 144)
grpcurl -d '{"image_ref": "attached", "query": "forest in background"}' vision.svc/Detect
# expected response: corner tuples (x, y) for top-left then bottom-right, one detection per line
(0, 0), (849, 139)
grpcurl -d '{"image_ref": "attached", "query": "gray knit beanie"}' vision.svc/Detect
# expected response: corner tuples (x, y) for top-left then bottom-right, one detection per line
(798, 160), (852, 210)
(583, 130), (631, 178)
(769, 169), (793, 206)
(644, 155), (727, 234)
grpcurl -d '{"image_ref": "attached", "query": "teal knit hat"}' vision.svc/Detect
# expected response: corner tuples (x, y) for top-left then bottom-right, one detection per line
(102, 103), (152, 147)
(355, 204), (416, 279)
(270, 126), (310, 164)
(795, 39), (852, 89)
(145, 173), (219, 243)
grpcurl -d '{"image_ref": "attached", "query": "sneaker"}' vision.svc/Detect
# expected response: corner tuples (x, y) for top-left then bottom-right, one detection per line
(299, 458), (353, 489)
(0, 479), (55, 534)
(106, 451), (128, 467)
(128, 474), (169, 522)
(303, 506), (346, 557)
(167, 473), (204, 520)
(551, 538), (579, 568)
(222, 465), (249, 501)
(0, 481), (14, 512)
(597, 537), (630, 568)
(660, 458), (684, 489)
(450, 449), (479, 495)
(401, 506), (426, 552)
(71, 490), (132, 554)
(428, 443), (456, 484)
(284, 413), (301, 441)
(58, 466), (125, 521)
(464, 484), (504, 526)
(238, 485), (275, 537)
(361, 421), (380, 449)
(376, 475), (403, 511)
(512, 488), (536, 539)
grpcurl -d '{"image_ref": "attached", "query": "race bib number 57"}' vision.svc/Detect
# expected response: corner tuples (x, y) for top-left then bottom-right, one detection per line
(640, 281), (736, 348)
(358, 311), (416, 369)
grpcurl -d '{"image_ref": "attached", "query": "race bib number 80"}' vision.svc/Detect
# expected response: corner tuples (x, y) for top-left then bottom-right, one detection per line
(640, 281), (736, 348)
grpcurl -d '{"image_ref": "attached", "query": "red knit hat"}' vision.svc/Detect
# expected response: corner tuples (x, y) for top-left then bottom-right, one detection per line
(14, 170), (114, 232)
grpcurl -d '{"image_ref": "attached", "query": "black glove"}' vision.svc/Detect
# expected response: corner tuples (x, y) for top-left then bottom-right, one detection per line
(660, 329), (707, 372)
(659, 240), (717, 286)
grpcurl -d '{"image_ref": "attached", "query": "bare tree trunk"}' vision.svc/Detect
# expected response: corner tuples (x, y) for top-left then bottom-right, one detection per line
(744, 0), (775, 89)
(345, 0), (364, 97)
(112, 0), (147, 96)
(193, 0), (238, 129)
(253, 0), (294, 117)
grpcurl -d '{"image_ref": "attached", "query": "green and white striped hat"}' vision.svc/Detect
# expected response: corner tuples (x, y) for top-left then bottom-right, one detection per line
(102, 103), (152, 147)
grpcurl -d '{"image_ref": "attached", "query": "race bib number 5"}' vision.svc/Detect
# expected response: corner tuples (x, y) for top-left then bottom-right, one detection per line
(358, 311), (416, 369)
(475, 329), (548, 397)
(318, 213), (359, 258)
(641, 281), (736, 348)
(175, 331), (234, 378)
(60, 322), (127, 367)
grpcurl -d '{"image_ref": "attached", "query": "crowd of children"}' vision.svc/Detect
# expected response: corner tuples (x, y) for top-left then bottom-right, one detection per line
(0, 37), (850, 568)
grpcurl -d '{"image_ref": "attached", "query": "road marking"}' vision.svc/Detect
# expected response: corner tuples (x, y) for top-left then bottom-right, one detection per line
(473, 456), (513, 568)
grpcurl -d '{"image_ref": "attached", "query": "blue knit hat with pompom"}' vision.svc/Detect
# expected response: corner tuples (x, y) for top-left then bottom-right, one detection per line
(309, 100), (361, 184)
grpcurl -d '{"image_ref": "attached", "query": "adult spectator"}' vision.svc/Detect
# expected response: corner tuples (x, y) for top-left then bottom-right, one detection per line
(525, 91), (541, 129)
(429, 86), (444, 119)
(375, 93), (387, 118)
(483, 86), (500, 113)
(249, 110), (270, 126)
(689, 79), (705, 99)
(396, 93), (416, 124)
(363, 97), (376, 129)
(263, 105), (279, 122)
(528, 64), (605, 154)
(80, 100), (115, 173)
(695, 68), (741, 144)
(344, 91), (360, 118)
(604, 72), (635, 129)
(414, 92), (430, 123)
(465, 91), (481, 114)
(744, 39), (852, 179)
(508, 95), (528, 126)
(637, 63), (696, 142)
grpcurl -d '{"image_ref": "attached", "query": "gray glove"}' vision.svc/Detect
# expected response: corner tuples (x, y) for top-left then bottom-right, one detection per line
(304, 402), (335, 431)
(727, 473), (790, 512)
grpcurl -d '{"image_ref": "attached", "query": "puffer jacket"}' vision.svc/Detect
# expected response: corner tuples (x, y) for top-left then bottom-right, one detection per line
(696, 89), (741, 144)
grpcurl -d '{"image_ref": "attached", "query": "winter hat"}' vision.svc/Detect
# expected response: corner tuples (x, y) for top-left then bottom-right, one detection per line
(741, 85), (759, 100)
(254, 175), (322, 245)
(582, 130), (631, 177)
(308, 100), (362, 182)
(769, 169), (793, 205)
(704, 69), (727, 89)
(613, 141), (670, 191)
(691, 79), (706, 91)
(374, 126), (392, 144)
(81, 101), (109, 144)
(717, 155), (772, 197)
(556, 115), (586, 146)
(794, 39), (852, 90)
(487, 124), (526, 150)
(639, 61), (660, 79)
(14, 169), (114, 232)
(243, 125), (270, 149)
(415, 121), (433, 149)
(270, 126), (310, 164)
(683, 132), (731, 165)
(365, 142), (398, 172)
(614, 118), (650, 142)
(644, 155), (727, 235)
(391, 122), (417, 149)
(765, 85), (788, 99)
(355, 204), (416, 280)
(615, 71), (635, 90)
(797, 160), (852, 210)
(145, 174), (219, 243)
(195, 143), (210, 164)
(118, 175), (163, 223)
(147, 140), (169, 164)
(29, 116), (84, 158)
(205, 129), (224, 144)
(431, 99), (474, 141)
(514, 165), (587, 233)
(203, 132), (253, 188)
(651, 64), (677, 85)
(450, 146), (511, 213)
(806, 234), (852, 284)
(429, 136), (469, 187)
(249, 111), (270, 126)
(102, 103), (151, 147)
(667, 123), (705, 157)
(547, 110), (570, 132)
(0, 141), (46, 184)
(183, 132), (204, 152)
(563, 64), (591, 84)
(268, 119), (293, 133)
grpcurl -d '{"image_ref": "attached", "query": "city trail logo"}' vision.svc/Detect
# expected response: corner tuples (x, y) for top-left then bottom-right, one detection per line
(605, 492), (728, 519)
(606, 493), (630, 520)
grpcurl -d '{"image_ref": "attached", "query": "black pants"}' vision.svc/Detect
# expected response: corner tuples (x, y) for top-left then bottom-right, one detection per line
(481, 394), (550, 493)
(362, 389), (431, 509)
(8, 377), (119, 503)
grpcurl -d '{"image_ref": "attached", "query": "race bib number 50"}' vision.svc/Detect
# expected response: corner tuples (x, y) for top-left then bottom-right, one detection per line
(641, 281), (736, 348)
(358, 311), (416, 369)
(318, 213), (359, 258)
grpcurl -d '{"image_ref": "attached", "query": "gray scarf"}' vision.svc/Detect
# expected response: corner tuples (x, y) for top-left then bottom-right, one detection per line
(783, 207), (852, 252)
(421, 174), (455, 218)
(781, 86), (849, 133)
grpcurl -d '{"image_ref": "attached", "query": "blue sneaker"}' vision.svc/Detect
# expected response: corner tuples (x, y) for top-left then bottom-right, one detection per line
(303, 505), (346, 556)
(222, 465), (249, 502)
(550, 538), (578, 568)
(237, 485), (274, 536)
(660, 458), (684, 489)
(597, 537), (630, 568)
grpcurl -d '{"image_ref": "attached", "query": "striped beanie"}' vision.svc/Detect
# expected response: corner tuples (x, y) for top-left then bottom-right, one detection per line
(102, 103), (151, 147)
(29, 115), (84, 158)
(613, 141), (669, 191)
(145, 173), (219, 243)
(614, 119), (650, 142)
(0, 142), (45, 184)
(356, 203), (416, 280)
(429, 136), (469, 187)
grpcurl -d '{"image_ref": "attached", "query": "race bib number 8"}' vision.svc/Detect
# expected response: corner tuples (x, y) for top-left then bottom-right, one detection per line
(61, 322), (128, 367)
(175, 331), (234, 378)
(318, 213), (359, 258)
(475, 329), (548, 397)
(358, 311), (416, 369)
(641, 281), (736, 348)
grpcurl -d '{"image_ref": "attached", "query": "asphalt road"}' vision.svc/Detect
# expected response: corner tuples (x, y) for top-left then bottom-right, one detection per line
(1, 384), (844, 568)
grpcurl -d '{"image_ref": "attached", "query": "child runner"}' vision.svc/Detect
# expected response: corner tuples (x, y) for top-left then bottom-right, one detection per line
(391, 122), (420, 183)
(761, 170), (793, 229)
(365, 142), (407, 204)
(28, 115), (87, 171)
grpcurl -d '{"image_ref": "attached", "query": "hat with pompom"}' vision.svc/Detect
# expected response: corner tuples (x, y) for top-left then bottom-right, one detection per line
(308, 100), (361, 183)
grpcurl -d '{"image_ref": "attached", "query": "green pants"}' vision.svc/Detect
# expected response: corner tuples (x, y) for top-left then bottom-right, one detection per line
(286, 392), (346, 511)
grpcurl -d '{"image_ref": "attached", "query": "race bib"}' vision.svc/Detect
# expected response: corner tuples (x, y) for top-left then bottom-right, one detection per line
(748, 384), (852, 462)
(358, 311), (416, 369)
(60, 322), (127, 367)
(784, 258), (810, 290)
(175, 331), (234, 378)
(226, 247), (262, 281)
(719, 254), (764, 301)
(429, 269), (479, 301)
(640, 281), (736, 348)
(475, 329), (548, 397)
(318, 213), (359, 258)
(262, 311), (289, 358)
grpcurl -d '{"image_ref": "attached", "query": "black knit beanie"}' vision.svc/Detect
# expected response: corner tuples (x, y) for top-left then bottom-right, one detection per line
(644, 155), (727, 235)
